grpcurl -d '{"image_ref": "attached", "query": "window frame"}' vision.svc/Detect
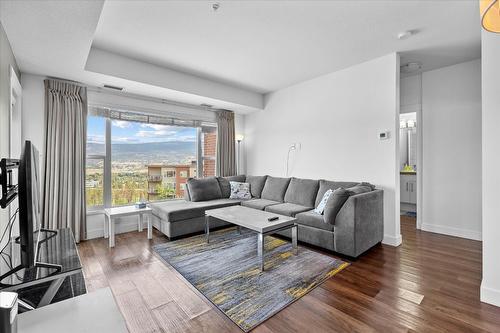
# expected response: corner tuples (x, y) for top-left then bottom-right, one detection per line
(85, 155), (105, 211)
(86, 115), (216, 211)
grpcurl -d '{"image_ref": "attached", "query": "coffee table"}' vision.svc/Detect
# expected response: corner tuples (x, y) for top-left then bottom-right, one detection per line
(205, 206), (298, 271)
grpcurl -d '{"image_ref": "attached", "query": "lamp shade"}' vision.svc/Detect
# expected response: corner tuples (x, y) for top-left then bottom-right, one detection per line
(235, 134), (244, 142)
(481, 0), (500, 33)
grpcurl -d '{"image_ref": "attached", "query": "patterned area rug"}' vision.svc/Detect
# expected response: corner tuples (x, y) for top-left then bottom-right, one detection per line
(153, 227), (349, 332)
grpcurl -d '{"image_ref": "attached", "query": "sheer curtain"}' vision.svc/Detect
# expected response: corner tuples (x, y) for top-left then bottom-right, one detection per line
(42, 79), (87, 242)
(216, 110), (236, 176)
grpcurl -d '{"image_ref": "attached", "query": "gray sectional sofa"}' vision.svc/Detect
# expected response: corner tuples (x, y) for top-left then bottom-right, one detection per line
(149, 175), (383, 258)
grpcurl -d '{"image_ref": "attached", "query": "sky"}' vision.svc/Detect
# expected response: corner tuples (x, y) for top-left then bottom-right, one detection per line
(87, 116), (197, 144)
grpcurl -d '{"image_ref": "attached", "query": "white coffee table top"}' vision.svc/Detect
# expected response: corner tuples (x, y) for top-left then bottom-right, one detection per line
(205, 205), (296, 233)
(105, 205), (152, 217)
(18, 287), (128, 333)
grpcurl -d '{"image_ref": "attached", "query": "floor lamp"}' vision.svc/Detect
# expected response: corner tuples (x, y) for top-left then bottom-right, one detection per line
(236, 134), (244, 174)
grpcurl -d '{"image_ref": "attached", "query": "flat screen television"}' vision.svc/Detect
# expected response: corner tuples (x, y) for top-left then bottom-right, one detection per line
(0, 141), (60, 282)
(18, 140), (43, 268)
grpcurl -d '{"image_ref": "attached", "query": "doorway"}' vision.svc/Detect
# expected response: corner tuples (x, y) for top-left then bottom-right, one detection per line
(399, 112), (417, 222)
(399, 71), (422, 231)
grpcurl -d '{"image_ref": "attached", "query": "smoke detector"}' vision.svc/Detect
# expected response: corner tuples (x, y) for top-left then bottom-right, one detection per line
(400, 62), (422, 74)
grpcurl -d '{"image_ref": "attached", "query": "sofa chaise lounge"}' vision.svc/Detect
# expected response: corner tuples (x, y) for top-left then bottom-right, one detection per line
(150, 175), (383, 258)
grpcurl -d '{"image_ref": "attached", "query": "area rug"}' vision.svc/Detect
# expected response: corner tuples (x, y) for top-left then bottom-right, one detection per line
(153, 227), (349, 332)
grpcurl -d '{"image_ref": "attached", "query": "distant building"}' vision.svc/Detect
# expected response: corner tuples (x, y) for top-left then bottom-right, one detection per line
(85, 180), (100, 188)
(147, 130), (216, 201)
(147, 161), (197, 200)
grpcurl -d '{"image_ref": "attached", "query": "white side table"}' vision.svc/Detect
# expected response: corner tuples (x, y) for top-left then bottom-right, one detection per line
(104, 206), (153, 247)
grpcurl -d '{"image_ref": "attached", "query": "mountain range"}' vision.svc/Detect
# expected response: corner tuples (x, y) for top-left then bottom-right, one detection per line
(87, 141), (196, 164)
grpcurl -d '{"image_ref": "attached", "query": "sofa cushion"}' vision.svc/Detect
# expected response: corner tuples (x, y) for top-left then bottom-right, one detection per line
(265, 203), (312, 217)
(246, 175), (268, 198)
(296, 210), (334, 232)
(315, 180), (359, 207)
(217, 175), (247, 198)
(261, 176), (291, 202)
(187, 177), (222, 202)
(323, 188), (352, 225)
(284, 177), (319, 207)
(241, 198), (280, 210)
(150, 198), (241, 222)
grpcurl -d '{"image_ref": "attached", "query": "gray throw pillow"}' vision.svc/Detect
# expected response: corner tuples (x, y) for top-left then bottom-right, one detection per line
(187, 177), (222, 202)
(246, 175), (267, 198)
(323, 188), (352, 225)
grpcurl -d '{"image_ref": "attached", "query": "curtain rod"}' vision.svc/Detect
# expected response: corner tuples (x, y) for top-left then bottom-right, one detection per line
(45, 77), (88, 88)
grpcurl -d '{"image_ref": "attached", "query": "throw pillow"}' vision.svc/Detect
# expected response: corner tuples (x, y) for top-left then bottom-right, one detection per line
(229, 181), (252, 200)
(314, 189), (334, 214)
(323, 188), (352, 225)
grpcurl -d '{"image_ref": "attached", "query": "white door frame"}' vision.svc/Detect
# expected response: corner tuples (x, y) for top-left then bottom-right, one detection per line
(9, 66), (22, 158)
(9, 66), (22, 235)
(416, 75), (423, 230)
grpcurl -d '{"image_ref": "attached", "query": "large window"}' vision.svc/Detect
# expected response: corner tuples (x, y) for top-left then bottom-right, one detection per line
(85, 110), (216, 210)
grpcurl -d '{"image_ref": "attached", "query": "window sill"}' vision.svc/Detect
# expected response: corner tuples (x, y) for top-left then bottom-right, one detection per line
(87, 209), (105, 216)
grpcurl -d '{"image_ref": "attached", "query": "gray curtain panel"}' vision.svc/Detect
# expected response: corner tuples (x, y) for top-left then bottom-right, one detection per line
(216, 110), (236, 177)
(42, 79), (87, 242)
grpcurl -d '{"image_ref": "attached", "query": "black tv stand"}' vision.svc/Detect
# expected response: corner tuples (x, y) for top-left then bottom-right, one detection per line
(8, 228), (63, 276)
(0, 228), (84, 310)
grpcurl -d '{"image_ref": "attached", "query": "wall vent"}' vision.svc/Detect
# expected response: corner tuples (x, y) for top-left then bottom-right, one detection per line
(103, 84), (124, 91)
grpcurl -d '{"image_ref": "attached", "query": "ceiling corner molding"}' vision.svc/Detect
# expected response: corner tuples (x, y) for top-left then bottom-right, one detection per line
(85, 47), (264, 110)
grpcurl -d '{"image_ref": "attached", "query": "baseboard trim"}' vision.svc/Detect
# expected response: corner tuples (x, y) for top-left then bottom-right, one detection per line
(420, 223), (482, 241)
(382, 234), (402, 247)
(86, 221), (140, 240)
(481, 283), (500, 307)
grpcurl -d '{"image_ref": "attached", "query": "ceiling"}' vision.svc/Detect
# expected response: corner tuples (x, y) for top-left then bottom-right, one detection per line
(0, 0), (481, 113)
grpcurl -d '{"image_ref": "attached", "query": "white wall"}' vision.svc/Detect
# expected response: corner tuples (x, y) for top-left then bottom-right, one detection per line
(245, 53), (401, 246)
(20, 74), (45, 153)
(0, 23), (19, 247)
(400, 74), (422, 114)
(420, 59), (482, 240)
(481, 31), (500, 307)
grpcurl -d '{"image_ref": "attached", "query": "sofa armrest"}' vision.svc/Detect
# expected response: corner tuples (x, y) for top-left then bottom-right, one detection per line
(333, 189), (384, 257)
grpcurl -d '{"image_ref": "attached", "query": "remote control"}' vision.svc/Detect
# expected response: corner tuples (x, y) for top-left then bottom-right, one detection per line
(268, 216), (279, 222)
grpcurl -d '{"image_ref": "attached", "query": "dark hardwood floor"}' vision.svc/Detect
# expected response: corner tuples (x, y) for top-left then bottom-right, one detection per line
(78, 216), (500, 332)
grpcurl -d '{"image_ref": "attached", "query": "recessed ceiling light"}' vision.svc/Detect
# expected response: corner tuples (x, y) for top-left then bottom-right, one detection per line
(400, 62), (422, 73)
(397, 30), (414, 40)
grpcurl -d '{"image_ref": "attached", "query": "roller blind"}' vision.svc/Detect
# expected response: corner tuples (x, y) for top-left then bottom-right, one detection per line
(88, 106), (216, 129)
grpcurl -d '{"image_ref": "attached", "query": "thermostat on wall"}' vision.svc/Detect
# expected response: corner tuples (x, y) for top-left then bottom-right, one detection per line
(378, 131), (389, 140)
